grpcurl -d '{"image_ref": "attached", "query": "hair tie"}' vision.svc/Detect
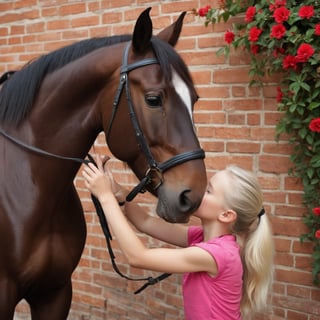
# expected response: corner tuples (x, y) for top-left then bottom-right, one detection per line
(258, 208), (265, 219)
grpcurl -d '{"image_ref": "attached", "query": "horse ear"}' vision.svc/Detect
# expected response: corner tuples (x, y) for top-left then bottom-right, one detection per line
(132, 7), (153, 54)
(156, 11), (186, 47)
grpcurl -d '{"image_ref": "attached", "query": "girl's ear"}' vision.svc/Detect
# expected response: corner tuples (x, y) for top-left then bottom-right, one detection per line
(220, 209), (237, 223)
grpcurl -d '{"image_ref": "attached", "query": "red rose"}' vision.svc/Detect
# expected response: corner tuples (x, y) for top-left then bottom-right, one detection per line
(283, 55), (297, 69)
(224, 31), (235, 44)
(298, 6), (314, 19)
(313, 207), (320, 216)
(276, 86), (283, 103)
(273, 7), (290, 23)
(315, 229), (320, 239)
(198, 5), (211, 17)
(315, 24), (320, 36)
(269, 0), (286, 11)
(245, 6), (256, 22)
(309, 118), (320, 133)
(250, 44), (260, 55)
(271, 24), (286, 39)
(296, 43), (315, 62)
(248, 26), (263, 42)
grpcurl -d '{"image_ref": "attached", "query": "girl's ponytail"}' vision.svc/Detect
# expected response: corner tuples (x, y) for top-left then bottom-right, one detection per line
(223, 166), (274, 318)
(241, 214), (274, 318)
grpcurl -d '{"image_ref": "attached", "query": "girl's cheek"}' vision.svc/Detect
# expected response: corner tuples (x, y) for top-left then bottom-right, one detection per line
(197, 195), (209, 212)
(199, 194), (207, 207)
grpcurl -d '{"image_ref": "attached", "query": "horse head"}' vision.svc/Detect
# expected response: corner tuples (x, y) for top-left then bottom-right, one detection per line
(104, 8), (207, 223)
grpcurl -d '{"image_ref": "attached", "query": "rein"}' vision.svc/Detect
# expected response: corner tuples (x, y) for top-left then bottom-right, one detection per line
(0, 128), (169, 293)
(0, 41), (205, 293)
(0, 128), (90, 165)
(87, 155), (172, 294)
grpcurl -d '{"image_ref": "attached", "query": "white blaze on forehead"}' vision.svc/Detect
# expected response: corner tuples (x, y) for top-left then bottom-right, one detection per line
(172, 69), (193, 122)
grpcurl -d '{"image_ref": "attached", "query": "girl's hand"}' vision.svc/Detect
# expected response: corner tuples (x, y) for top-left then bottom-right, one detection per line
(82, 155), (114, 200)
(82, 155), (127, 203)
(102, 157), (128, 203)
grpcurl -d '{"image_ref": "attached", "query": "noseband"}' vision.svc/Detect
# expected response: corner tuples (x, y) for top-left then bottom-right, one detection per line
(107, 43), (205, 201)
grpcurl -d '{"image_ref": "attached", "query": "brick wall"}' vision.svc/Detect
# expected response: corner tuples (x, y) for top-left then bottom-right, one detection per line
(1, 1), (320, 319)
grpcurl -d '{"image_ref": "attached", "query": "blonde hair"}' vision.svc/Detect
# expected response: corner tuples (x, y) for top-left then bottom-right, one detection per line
(223, 166), (274, 319)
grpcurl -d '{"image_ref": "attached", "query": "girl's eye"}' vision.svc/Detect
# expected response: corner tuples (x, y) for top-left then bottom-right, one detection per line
(145, 94), (162, 108)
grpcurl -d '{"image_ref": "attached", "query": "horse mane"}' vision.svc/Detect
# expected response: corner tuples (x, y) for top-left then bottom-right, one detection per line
(0, 35), (197, 127)
(0, 35), (131, 126)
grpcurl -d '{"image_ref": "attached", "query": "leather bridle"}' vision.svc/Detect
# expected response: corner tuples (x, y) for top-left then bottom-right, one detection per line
(106, 43), (205, 202)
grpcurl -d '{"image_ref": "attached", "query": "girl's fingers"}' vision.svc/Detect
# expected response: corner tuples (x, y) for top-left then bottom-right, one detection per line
(82, 170), (93, 182)
(83, 163), (95, 176)
(83, 163), (101, 183)
(102, 155), (110, 170)
(95, 154), (103, 170)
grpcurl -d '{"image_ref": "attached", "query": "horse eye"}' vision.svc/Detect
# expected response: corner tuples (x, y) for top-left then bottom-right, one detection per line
(145, 94), (162, 108)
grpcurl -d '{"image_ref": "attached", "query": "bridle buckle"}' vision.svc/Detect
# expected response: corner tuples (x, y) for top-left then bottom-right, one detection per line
(145, 166), (164, 191)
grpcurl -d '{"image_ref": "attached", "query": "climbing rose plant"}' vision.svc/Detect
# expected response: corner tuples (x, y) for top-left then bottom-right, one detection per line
(194, 0), (320, 284)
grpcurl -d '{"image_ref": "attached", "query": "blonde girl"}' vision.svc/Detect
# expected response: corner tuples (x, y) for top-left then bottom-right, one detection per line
(83, 156), (274, 319)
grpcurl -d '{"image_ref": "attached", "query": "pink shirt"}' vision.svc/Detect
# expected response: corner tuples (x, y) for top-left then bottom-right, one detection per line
(183, 226), (242, 320)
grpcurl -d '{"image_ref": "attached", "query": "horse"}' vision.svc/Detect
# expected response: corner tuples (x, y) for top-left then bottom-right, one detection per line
(0, 8), (207, 319)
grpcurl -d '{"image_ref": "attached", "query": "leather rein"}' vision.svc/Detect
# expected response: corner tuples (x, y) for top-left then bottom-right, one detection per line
(0, 42), (205, 293)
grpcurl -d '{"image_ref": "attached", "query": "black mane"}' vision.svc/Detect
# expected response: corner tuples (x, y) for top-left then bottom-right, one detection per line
(0, 35), (196, 126)
(0, 35), (131, 126)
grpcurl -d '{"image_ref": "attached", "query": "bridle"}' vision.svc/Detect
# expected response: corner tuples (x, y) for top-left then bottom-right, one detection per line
(0, 42), (205, 292)
(106, 43), (205, 201)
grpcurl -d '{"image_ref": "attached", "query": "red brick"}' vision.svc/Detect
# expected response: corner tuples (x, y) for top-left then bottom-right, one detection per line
(71, 16), (99, 28)
(59, 3), (86, 16)
(47, 19), (70, 30)
(213, 67), (251, 83)
(259, 155), (291, 174)
(226, 141), (260, 153)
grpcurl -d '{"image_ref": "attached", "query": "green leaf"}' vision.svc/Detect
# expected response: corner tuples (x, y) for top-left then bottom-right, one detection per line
(311, 155), (320, 167)
(307, 168), (314, 179)
(305, 28), (315, 39)
(289, 104), (297, 113)
(308, 101), (320, 110)
(301, 82), (311, 92)
(289, 82), (300, 93)
(311, 178), (320, 185)
(299, 127), (308, 139)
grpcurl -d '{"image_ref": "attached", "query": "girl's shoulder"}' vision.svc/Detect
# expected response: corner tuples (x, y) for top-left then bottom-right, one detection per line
(187, 225), (204, 244)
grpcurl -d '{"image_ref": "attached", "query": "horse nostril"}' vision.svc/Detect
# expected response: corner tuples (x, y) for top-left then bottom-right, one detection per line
(179, 189), (194, 213)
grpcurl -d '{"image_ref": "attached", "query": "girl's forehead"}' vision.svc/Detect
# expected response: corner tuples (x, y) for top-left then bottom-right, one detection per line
(209, 170), (230, 189)
(211, 170), (228, 182)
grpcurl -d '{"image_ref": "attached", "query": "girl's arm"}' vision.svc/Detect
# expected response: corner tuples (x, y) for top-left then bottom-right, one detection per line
(122, 201), (189, 248)
(82, 158), (217, 275)
(99, 158), (190, 248)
